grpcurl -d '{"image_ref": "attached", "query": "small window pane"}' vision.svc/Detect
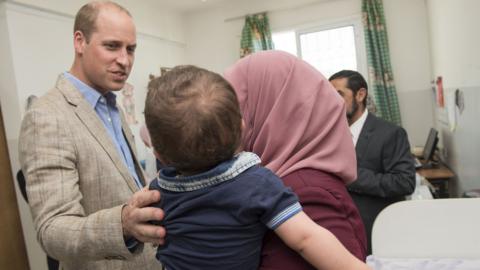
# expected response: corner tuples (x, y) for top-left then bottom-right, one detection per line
(272, 31), (297, 56)
(299, 26), (357, 79)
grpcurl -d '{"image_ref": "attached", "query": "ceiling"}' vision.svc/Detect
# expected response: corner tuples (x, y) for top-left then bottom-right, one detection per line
(155, 0), (235, 12)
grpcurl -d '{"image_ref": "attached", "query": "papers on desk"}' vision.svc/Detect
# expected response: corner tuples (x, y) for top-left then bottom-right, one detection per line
(406, 173), (434, 200)
(414, 157), (422, 169)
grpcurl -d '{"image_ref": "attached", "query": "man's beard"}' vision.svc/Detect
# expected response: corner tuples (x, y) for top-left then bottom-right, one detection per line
(346, 101), (359, 120)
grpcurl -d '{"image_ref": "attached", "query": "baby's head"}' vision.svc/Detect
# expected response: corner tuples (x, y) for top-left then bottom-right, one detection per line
(145, 65), (242, 175)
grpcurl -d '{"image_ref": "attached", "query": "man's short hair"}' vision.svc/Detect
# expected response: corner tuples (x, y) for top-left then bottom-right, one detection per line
(74, 1), (131, 42)
(329, 70), (368, 106)
(145, 65), (242, 174)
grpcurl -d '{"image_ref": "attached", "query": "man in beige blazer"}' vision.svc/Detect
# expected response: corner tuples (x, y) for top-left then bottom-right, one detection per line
(19, 2), (164, 269)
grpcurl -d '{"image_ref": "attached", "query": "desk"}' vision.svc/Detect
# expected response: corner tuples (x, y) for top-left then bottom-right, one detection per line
(416, 163), (455, 198)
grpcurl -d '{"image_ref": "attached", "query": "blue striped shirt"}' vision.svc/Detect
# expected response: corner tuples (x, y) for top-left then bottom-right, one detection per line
(149, 152), (302, 270)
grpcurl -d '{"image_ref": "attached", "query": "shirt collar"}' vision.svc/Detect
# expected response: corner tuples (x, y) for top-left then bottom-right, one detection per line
(63, 71), (117, 108)
(349, 109), (368, 146)
(156, 152), (261, 192)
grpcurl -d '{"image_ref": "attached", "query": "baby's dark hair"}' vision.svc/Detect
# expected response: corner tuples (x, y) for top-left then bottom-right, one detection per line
(145, 65), (242, 174)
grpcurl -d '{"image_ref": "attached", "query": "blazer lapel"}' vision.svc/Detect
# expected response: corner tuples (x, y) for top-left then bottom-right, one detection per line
(355, 113), (375, 161)
(56, 74), (139, 193)
(119, 110), (146, 186)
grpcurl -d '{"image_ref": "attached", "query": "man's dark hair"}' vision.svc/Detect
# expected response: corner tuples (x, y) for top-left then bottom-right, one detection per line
(145, 65), (242, 174)
(74, 1), (131, 42)
(329, 70), (368, 107)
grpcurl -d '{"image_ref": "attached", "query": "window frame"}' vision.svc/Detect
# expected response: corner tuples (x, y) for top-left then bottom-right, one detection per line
(272, 16), (368, 80)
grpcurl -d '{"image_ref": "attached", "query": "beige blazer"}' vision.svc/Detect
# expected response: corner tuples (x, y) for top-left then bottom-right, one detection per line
(19, 74), (161, 270)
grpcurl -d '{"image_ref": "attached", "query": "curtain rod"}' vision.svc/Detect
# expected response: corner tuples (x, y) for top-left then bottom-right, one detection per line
(224, 11), (267, 22)
(223, 0), (337, 23)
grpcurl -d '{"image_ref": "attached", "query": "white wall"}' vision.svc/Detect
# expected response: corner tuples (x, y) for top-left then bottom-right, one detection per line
(185, 0), (361, 73)
(10, 0), (186, 44)
(383, 0), (434, 146)
(0, 4), (44, 269)
(185, 0), (434, 146)
(384, 0), (432, 94)
(0, 3), (20, 141)
(0, 1), (186, 269)
(426, 0), (480, 196)
(427, 0), (480, 89)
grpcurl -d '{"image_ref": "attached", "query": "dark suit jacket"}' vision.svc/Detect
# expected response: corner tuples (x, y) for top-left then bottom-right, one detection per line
(348, 113), (415, 254)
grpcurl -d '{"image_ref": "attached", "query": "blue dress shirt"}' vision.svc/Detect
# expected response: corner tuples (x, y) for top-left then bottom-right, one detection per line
(64, 72), (143, 189)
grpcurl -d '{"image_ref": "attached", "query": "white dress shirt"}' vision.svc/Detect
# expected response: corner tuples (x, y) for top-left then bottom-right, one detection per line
(349, 109), (368, 147)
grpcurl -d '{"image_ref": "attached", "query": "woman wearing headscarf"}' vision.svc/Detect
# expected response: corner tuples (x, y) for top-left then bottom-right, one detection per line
(224, 50), (367, 268)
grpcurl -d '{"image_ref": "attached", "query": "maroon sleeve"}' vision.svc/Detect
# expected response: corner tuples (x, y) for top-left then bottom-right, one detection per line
(259, 169), (367, 270)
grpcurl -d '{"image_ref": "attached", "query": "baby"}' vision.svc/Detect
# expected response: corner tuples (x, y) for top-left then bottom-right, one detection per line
(144, 65), (371, 270)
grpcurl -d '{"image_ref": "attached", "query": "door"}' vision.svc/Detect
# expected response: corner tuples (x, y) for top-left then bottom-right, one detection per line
(0, 105), (30, 269)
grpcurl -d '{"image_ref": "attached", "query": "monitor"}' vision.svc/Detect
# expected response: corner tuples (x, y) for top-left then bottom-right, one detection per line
(422, 128), (439, 162)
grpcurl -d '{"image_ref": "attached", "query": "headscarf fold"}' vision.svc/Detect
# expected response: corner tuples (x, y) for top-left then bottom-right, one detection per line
(224, 50), (356, 184)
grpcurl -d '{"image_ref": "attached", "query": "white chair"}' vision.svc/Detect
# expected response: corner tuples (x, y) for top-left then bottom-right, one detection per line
(372, 198), (480, 259)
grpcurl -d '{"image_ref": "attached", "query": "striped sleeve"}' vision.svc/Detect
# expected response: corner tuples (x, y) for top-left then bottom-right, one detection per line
(266, 202), (302, 229)
(251, 168), (302, 229)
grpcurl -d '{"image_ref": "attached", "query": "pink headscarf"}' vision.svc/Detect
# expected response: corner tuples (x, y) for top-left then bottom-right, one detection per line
(139, 124), (152, 148)
(224, 50), (356, 184)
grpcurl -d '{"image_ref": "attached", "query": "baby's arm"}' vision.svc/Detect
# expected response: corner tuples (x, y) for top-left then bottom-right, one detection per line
(274, 211), (371, 270)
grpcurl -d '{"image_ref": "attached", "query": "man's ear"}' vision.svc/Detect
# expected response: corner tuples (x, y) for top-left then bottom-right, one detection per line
(356, 88), (367, 104)
(73, 31), (87, 55)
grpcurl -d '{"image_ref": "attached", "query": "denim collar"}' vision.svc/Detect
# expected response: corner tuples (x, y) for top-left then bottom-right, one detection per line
(155, 152), (261, 192)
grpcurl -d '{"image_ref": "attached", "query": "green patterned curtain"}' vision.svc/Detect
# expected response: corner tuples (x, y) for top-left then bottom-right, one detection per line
(240, 13), (274, 58)
(362, 0), (402, 125)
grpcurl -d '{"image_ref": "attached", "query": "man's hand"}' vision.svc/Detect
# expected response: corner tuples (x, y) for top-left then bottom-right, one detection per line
(121, 188), (165, 244)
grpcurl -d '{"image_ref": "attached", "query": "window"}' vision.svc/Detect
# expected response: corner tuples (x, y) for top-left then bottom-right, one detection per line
(272, 31), (297, 56)
(272, 19), (366, 79)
